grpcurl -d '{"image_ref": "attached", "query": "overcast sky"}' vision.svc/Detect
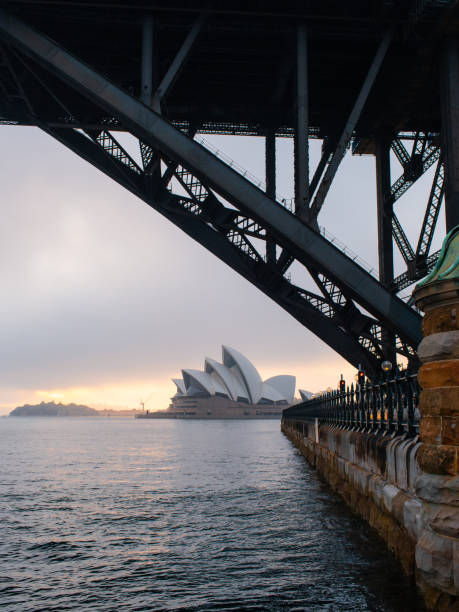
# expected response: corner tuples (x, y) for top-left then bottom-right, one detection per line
(0, 126), (445, 414)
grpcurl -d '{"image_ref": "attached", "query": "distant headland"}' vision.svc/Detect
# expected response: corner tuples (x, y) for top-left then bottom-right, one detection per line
(9, 402), (142, 417)
(10, 402), (98, 417)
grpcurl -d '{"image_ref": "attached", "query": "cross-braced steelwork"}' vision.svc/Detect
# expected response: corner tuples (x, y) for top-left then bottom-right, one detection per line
(0, 1), (457, 377)
(381, 131), (446, 293)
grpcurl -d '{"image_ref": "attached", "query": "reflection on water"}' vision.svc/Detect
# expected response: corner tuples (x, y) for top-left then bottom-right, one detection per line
(0, 418), (423, 611)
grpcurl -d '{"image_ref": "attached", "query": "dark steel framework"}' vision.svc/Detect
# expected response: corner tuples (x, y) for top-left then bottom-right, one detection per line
(0, 1), (457, 377)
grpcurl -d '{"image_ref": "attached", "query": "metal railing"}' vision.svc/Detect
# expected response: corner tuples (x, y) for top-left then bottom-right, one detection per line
(283, 372), (420, 437)
(195, 135), (267, 192)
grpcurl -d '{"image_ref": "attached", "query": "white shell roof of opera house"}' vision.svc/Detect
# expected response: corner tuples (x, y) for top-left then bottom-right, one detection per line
(172, 345), (297, 405)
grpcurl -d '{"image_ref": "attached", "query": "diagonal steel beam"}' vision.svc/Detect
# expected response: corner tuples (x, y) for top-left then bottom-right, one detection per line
(0, 10), (421, 349)
(41, 125), (379, 374)
(392, 213), (415, 264)
(309, 137), (334, 200)
(153, 13), (206, 112)
(0, 42), (402, 375)
(391, 138), (410, 168)
(391, 249), (441, 293)
(390, 141), (440, 203)
(309, 30), (392, 220)
(416, 159), (445, 259)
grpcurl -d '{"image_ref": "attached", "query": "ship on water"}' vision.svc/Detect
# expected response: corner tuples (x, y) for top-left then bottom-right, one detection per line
(137, 345), (311, 419)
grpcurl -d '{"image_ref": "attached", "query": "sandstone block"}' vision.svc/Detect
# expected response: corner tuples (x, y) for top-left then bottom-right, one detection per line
(417, 444), (457, 475)
(417, 576), (459, 611)
(442, 417), (459, 446)
(425, 502), (459, 538)
(372, 476), (385, 510)
(403, 497), (423, 541)
(355, 466), (371, 495)
(418, 330), (459, 363)
(454, 540), (459, 594)
(382, 483), (400, 514)
(420, 416), (442, 444)
(423, 305), (459, 336)
(391, 490), (409, 527)
(420, 387), (459, 417)
(415, 473), (459, 506)
(416, 529), (455, 593)
(419, 360), (459, 389)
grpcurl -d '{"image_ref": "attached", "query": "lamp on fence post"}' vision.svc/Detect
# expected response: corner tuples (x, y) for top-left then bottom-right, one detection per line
(357, 365), (365, 387)
(381, 360), (392, 379)
(381, 360), (393, 431)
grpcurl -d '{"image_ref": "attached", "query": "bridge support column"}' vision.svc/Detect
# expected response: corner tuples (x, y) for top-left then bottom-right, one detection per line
(413, 226), (459, 609)
(294, 25), (309, 219)
(141, 16), (154, 107)
(376, 134), (396, 364)
(265, 129), (276, 264)
(441, 37), (459, 232)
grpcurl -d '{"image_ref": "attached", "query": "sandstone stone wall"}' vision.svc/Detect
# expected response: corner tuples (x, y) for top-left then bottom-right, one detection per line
(413, 276), (459, 610)
(281, 419), (458, 610)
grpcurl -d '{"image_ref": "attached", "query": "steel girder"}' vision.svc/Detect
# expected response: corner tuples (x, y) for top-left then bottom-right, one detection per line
(0, 9), (423, 376)
(386, 131), (444, 292)
(309, 30), (393, 220)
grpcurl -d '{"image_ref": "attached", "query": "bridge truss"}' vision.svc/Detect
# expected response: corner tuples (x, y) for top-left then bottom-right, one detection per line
(0, 1), (457, 378)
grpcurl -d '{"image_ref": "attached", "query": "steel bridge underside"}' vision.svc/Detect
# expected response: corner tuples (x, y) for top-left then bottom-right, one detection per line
(0, 1), (458, 377)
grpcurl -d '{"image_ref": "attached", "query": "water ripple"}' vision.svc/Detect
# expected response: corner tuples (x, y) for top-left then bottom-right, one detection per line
(0, 418), (424, 611)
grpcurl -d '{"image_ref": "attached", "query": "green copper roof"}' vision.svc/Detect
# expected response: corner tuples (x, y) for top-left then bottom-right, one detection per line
(417, 225), (459, 287)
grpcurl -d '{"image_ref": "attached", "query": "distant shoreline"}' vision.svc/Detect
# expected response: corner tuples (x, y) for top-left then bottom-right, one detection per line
(8, 402), (143, 418)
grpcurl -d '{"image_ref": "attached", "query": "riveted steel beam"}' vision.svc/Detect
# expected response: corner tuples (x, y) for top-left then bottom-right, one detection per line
(0, 43), (408, 376)
(153, 13), (206, 112)
(141, 16), (154, 107)
(440, 37), (459, 231)
(265, 129), (276, 264)
(376, 136), (393, 286)
(309, 29), (392, 220)
(294, 25), (309, 219)
(38, 124), (379, 374)
(392, 213), (415, 264)
(376, 135), (395, 364)
(0, 8), (421, 350)
(416, 159), (445, 259)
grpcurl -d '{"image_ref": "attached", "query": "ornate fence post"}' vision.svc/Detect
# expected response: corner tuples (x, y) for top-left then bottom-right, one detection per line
(412, 226), (459, 606)
(356, 381), (361, 429)
(363, 380), (370, 430)
(386, 377), (394, 433)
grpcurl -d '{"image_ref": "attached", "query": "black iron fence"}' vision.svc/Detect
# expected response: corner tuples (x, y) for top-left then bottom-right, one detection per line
(283, 372), (420, 437)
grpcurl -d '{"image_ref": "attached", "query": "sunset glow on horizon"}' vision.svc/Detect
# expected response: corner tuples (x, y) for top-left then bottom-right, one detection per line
(0, 356), (358, 415)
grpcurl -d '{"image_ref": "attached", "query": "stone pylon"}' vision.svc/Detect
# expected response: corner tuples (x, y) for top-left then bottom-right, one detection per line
(413, 225), (459, 610)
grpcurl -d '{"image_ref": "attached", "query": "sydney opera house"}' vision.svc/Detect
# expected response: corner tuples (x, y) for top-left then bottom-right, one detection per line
(163, 345), (306, 419)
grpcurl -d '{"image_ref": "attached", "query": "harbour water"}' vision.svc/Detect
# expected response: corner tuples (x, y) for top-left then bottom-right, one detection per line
(0, 418), (424, 611)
